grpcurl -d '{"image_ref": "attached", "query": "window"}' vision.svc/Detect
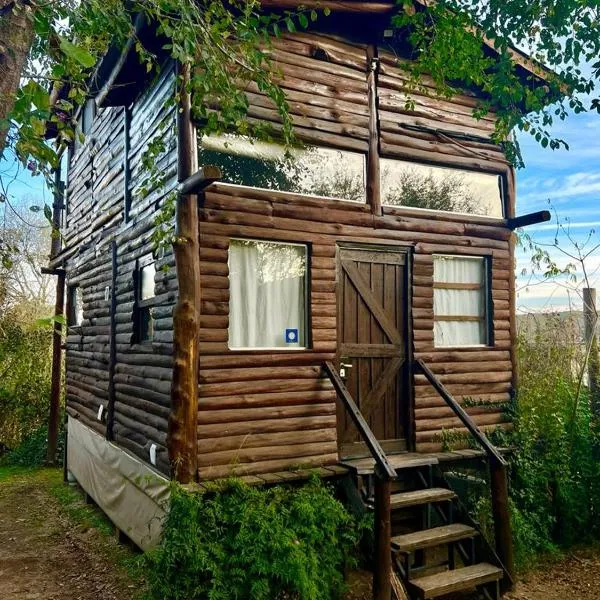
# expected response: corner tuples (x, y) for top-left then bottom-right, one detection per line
(68, 286), (84, 326)
(198, 134), (366, 203)
(73, 99), (97, 154)
(135, 260), (156, 342)
(380, 158), (504, 218)
(433, 255), (490, 347)
(228, 239), (308, 349)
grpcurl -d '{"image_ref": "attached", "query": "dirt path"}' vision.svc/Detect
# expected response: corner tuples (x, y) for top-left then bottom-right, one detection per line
(1, 467), (600, 600)
(0, 468), (143, 600)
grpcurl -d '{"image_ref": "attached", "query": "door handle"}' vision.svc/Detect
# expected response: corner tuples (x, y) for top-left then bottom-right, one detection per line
(339, 360), (353, 379)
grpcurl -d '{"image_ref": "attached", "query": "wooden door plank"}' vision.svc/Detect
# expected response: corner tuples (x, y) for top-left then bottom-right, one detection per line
(360, 355), (404, 417)
(341, 259), (402, 344)
(340, 343), (403, 357)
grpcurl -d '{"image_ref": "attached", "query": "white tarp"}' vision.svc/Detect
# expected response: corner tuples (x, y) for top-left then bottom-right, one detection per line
(67, 416), (170, 550)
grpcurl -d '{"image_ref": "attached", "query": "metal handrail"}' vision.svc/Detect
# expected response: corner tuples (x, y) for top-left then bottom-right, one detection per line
(323, 362), (397, 480)
(413, 358), (507, 467)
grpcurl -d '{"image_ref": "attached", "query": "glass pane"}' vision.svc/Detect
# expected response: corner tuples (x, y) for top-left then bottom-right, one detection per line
(228, 239), (307, 349)
(140, 262), (156, 301)
(199, 134), (366, 203)
(434, 255), (484, 284)
(73, 287), (84, 326)
(140, 307), (154, 342)
(381, 158), (503, 217)
(433, 255), (487, 346)
(434, 289), (482, 317)
(434, 321), (485, 347)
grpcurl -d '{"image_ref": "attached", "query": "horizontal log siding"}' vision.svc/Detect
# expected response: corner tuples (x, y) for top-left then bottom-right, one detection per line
(197, 182), (513, 477)
(63, 67), (177, 474)
(230, 33), (370, 152)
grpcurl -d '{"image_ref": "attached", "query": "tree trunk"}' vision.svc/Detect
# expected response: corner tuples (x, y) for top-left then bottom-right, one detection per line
(0, 1), (35, 155)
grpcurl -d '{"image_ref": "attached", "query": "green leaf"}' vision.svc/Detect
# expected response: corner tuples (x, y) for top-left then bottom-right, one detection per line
(285, 17), (296, 32)
(298, 13), (308, 28)
(43, 204), (53, 221)
(59, 36), (96, 68)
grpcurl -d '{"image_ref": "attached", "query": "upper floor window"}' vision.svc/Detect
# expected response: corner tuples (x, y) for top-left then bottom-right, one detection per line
(135, 259), (156, 343)
(73, 99), (97, 154)
(381, 158), (504, 218)
(433, 255), (491, 347)
(198, 134), (366, 203)
(228, 239), (308, 350)
(68, 285), (84, 327)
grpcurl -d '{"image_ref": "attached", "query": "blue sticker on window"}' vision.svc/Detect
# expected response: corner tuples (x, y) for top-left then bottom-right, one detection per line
(285, 328), (299, 344)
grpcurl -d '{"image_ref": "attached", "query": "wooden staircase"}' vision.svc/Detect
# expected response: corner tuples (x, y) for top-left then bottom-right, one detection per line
(323, 360), (514, 600)
(343, 453), (504, 600)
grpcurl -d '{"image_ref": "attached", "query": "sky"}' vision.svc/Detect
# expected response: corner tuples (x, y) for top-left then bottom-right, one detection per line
(515, 110), (600, 314)
(2, 108), (600, 315)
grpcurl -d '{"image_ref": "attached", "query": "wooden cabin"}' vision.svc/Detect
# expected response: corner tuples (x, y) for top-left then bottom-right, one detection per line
(47, 2), (552, 598)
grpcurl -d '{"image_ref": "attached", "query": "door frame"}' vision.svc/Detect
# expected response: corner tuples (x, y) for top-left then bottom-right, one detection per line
(335, 241), (415, 454)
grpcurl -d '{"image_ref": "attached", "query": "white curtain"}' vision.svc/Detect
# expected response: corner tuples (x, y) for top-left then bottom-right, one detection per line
(228, 240), (306, 349)
(433, 255), (486, 346)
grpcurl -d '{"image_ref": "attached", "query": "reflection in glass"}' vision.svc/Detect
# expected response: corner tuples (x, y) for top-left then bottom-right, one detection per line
(381, 158), (503, 218)
(198, 135), (366, 202)
(140, 262), (156, 301)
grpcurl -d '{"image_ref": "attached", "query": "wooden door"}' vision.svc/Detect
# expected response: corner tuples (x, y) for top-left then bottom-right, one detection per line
(337, 245), (409, 457)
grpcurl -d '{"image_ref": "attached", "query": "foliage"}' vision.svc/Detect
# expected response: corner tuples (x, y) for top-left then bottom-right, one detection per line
(145, 477), (364, 600)
(0, 309), (53, 451)
(496, 314), (600, 568)
(393, 0), (600, 163)
(1, 423), (64, 467)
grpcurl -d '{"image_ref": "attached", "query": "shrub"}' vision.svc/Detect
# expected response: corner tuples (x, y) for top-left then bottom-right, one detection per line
(0, 313), (53, 450)
(1, 423), (65, 467)
(145, 476), (364, 600)
(507, 314), (600, 567)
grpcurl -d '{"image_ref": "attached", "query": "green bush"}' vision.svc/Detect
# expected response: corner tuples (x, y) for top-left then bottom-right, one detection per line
(507, 314), (600, 567)
(0, 313), (53, 450)
(1, 423), (65, 467)
(145, 477), (364, 600)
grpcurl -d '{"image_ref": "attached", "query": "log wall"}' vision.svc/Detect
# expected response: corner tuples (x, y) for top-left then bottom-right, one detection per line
(62, 66), (178, 474)
(60, 27), (516, 482)
(196, 32), (514, 480)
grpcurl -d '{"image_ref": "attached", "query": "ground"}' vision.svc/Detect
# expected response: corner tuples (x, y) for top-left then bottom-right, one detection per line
(1, 467), (599, 600)
(0, 467), (145, 600)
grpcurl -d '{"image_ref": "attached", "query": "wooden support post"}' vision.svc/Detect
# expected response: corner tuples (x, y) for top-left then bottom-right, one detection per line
(366, 44), (381, 217)
(584, 288), (600, 420)
(47, 269), (65, 464)
(106, 240), (118, 441)
(373, 475), (392, 600)
(168, 62), (200, 484)
(490, 459), (514, 592)
(46, 164), (65, 465)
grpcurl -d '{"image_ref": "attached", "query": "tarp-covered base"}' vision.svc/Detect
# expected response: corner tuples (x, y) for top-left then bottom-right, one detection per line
(67, 416), (169, 550)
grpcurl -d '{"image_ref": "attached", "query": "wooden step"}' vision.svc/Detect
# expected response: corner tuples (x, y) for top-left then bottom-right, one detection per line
(392, 523), (478, 552)
(341, 452), (439, 476)
(410, 563), (503, 599)
(389, 488), (456, 509)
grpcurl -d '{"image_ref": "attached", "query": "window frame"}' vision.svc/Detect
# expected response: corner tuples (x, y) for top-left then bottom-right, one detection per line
(432, 253), (494, 348)
(198, 134), (369, 206)
(67, 284), (84, 328)
(378, 155), (508, 220)
(133, 256), (156, 344)
(227, 237), (311, 352)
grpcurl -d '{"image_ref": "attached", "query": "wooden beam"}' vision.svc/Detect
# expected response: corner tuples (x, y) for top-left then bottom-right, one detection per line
(106, 241), (117, 441)
(507, 210), (551, 230)
(168, 62), (202, 484)
(260, 0), (396, 13)
(46, 269), (65, 464)
(373, 477), (392, 600)
(366, 45), (381, 216)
